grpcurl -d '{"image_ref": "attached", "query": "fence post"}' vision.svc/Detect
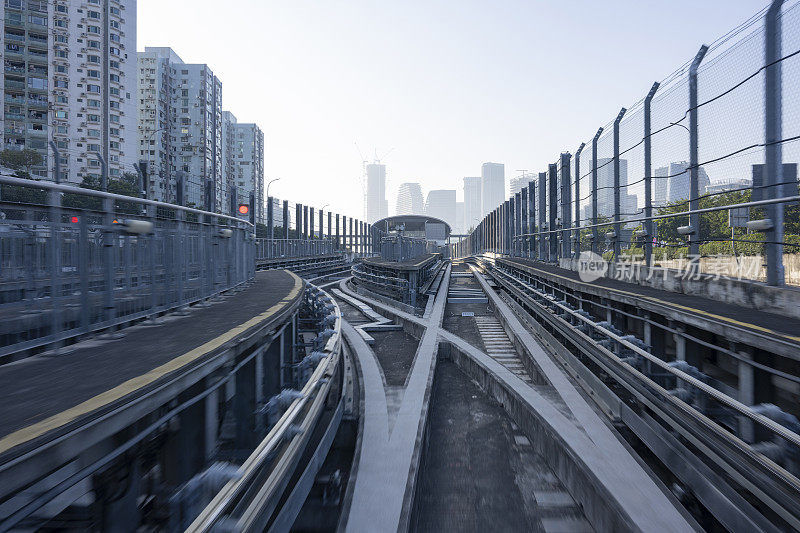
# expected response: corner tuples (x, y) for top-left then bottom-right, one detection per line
(560, 152), (572, 260)
(613, 107), (627, 263)
(538, 172), (547, 259)
(103, 197), (115, 327)
(689, 44), (709, 258)
(528, 181), (535, 258)
(336, 214), (340, 250)
(644, 82), (660, 267)
(518, 187), (530, 257)
(765, 0), (785, 286)
(548, 164), (558, 262)
(267, 196), (274, 243)
(591, 128), (603, 255)
(574, 143), (585, 257)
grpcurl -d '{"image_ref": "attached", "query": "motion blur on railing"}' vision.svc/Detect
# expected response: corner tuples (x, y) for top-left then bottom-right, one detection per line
(0, 174), (254, 360)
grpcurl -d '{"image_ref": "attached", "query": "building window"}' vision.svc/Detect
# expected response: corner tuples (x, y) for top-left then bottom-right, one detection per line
(110, 127), (120, 135)
(55, 35), (67, 43)
(88, 129), (100, 137)
(110, 60), (120, 69)
(87, 114), (99, 122)
(55, 110), (68, 119)
(110, 114), (120, 123)
(88, 11), (100, 19)
(88, 40), (100, 49)
(88, 55), (100, 63)
(87, 84), (100, 93)
(109, 46), (120, 56)
(28, 14), (46, 25)
(110, 33), (120, 42)
(87, 25), (100, 33)
(109, 87), (120, 96)
(110, 20), (120, 29)
(56, 95), (68, 104)
(87, 98), (99, 107)
(55, 79), (68, 88)
(87, 143), (100, 152)
(109, 73), (119, 82)
(87, 69), (99, 78)
(27, 77), (47, 89)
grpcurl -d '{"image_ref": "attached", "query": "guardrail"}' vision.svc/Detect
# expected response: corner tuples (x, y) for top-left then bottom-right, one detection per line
(255, 238), (336, 260)
(0, 174), (254, 358)
(187, 283), (343, 532)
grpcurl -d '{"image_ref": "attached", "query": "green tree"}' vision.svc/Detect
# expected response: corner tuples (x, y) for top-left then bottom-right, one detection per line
(0, 149), (43, 178)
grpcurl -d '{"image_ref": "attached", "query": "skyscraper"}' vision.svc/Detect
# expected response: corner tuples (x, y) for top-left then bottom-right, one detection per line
(396, 182), (424, 215)
(481, 162), (505, 216)
(581, 158), (637, 220)
(665, 161), (711, 203)
(509, 175), (529, 196)
(366, 163), (388, 223)
(2, 0), (137, 182)
(463, 176), (481, 231)
(425, 189), (456, 229)
(653, 166), (670, 207)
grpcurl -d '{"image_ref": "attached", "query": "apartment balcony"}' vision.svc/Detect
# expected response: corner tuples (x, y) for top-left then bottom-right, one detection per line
(27, 128), (47, 137)
(27, 34), (47, 44)
(4, 128), (25, 137)
(4, 33), (25, 43)
(27, 99), (47, 109)
(5, 112), (25, 121)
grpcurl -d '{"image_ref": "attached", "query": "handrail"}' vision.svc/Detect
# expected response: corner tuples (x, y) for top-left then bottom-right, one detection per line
(0, 174), (253, 227)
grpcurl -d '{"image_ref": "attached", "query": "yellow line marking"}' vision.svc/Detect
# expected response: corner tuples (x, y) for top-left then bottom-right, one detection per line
(502, 258), (800, 344)
(0, 272), (303, 455)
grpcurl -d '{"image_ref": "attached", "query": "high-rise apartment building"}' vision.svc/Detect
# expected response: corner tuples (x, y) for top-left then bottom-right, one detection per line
(230, 121), (265, 224)
(396, 182), (424, 215)
(481, 162), (504, 216)
(138, 47), (224, 212)
(2, 0), (137, 182)
(366, 162), (387, 223)
(425, 189), (456, 229)
(463, 176), (481, 231)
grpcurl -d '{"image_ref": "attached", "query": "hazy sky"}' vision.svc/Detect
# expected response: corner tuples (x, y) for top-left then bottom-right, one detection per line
(137, 0), (764, 219)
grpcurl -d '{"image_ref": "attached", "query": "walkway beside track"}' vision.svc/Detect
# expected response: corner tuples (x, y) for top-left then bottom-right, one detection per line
(0, 269), (303, 461)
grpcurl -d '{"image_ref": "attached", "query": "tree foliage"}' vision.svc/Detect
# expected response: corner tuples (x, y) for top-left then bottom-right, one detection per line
(0, 149), (43, 178)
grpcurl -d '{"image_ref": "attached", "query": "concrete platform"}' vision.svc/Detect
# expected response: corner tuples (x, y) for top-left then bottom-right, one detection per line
(0, 269), (303, 461)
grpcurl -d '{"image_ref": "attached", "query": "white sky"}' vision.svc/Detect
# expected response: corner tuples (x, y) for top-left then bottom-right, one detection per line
(137, 0), (765, 219)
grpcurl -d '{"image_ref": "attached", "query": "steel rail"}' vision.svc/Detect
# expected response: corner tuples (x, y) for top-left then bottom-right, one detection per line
(187, 285), (342, 532)
(487, 264), (800, 528)
(491, 266), (800, 448)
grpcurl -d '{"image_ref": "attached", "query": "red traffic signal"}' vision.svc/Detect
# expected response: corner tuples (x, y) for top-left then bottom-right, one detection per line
(70, 216), (79, 224)
(237, 204), (250, 215)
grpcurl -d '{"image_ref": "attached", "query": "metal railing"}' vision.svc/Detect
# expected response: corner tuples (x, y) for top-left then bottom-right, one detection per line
(187, 284), (342, 532)
(0, 174), (255, 357)
(255, 237), (336, 260)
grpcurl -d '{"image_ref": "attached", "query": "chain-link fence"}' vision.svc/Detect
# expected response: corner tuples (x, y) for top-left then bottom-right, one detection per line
(466, 1), (800, 287)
